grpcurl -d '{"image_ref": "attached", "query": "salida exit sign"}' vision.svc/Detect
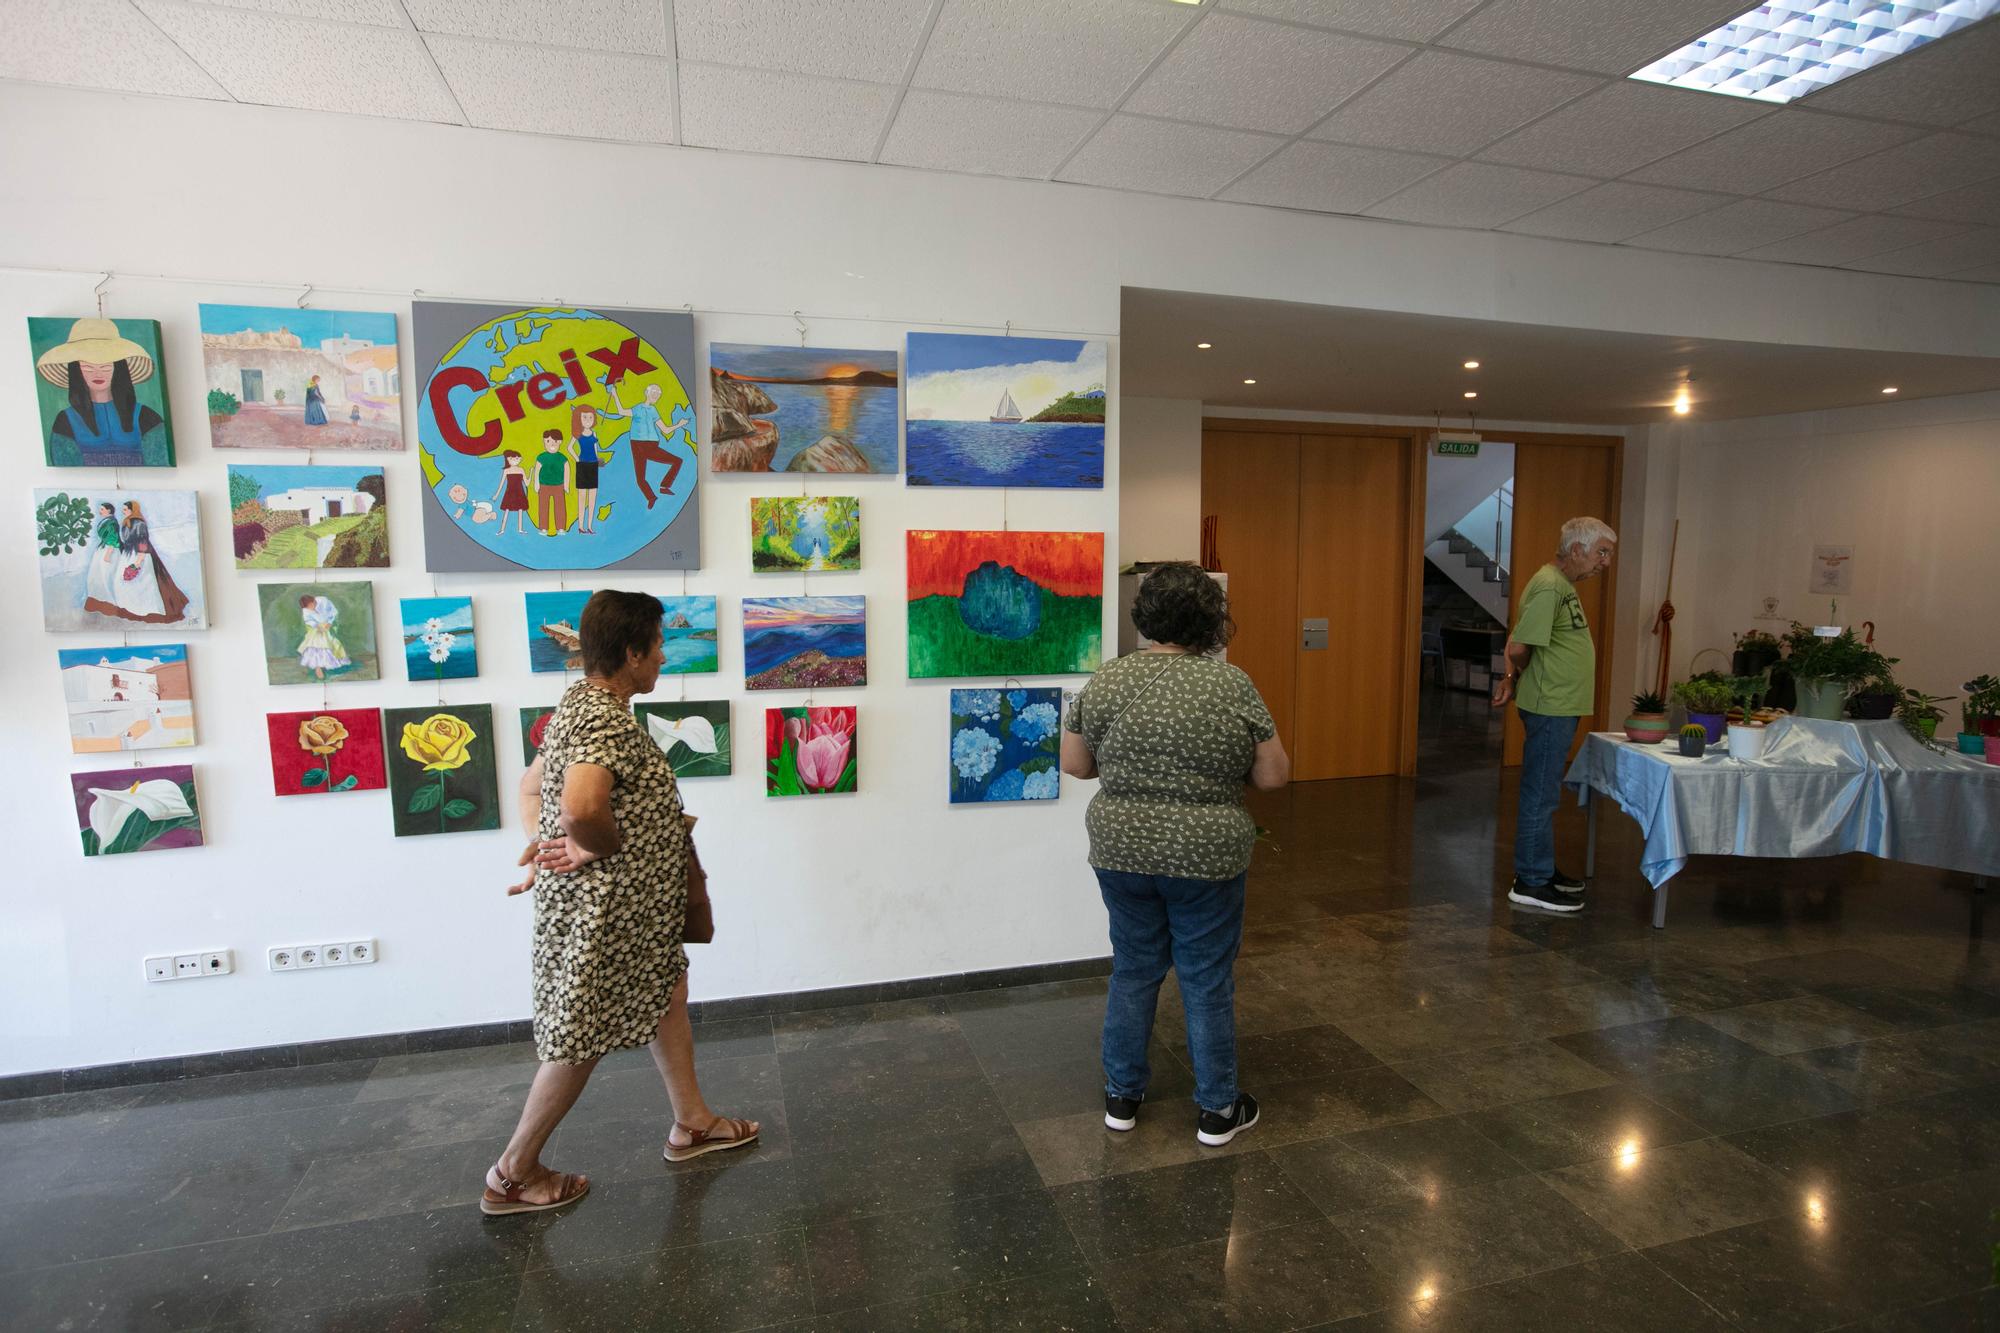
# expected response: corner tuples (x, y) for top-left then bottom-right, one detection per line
(1433, 432), (1481, 457)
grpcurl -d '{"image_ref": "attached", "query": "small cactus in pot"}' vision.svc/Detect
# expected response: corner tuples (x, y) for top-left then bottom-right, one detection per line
(1678, 723), (1708, 758)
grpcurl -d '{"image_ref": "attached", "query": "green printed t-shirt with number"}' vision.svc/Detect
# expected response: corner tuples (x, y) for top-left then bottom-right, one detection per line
(1511, 563), (1595, 717)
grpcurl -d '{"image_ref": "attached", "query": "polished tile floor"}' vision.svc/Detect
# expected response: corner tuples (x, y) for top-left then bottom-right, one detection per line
(6, 691), (1996, 1330)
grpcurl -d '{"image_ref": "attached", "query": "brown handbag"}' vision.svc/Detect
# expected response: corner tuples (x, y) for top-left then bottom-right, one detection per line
(683, 853), (715, 945)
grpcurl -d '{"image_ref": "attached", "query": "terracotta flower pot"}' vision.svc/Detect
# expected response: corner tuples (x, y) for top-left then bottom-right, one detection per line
(1623, 713), (1669, 744)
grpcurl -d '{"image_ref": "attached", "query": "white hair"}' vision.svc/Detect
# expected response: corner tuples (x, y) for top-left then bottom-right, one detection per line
(1558, 516), (1617, 555)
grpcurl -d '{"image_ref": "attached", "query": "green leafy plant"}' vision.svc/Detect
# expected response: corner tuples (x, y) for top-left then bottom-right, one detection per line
(207, 388), (240, 417)
(1629, 691), (1666, 715)
(273, 388), (287, 405)
(1672, 678), (1735, 714)
(1785, 628), (1894, 685)
(35, 492), (94, 557)
(1964, 675), (2000, 733)
(1735, 629), (1780, 652)
(1727, 675), (1770, 719)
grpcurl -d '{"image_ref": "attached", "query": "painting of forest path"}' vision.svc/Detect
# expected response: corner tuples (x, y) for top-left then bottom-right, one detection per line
(766, 706), (856, 797)
(743, 597), (867, 689)
(950, 688), (1062, 804)
(711, 343), (898, 473)
(752, 496), (859, 572)
(906, 531), (1103, 678)
(637, 701), (731, 778)
(71, 764), (203, 857)
(265, 709), (387, 797)
(385, 705), (500, 838)
(200, 304), (403, 451)
(906, 333), (1104, 488)
(229, 464), (389, 569)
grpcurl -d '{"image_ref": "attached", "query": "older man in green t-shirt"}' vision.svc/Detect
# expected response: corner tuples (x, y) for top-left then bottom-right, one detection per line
(1491, 517), (1615, 913)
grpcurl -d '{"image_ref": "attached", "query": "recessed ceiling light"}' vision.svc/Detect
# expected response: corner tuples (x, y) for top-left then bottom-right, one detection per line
(1242, 378), (1257, 385)
(1196, 342), (1212, 349)
(1462, 391), (1477, 399)
(1881, 386), (1899, 394)
(1631, 0), (2000, 105)
(1462, 360), (1480, 370)
(1673, 397), (1691, 415)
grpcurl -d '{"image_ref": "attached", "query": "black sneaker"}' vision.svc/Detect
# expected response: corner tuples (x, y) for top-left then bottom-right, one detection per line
(1104, 1093), (1142, 1132)
(1196, 1093), (1260, 1147)
(1508, 877), (1584, 913)
(1550, 867), (1585, 894)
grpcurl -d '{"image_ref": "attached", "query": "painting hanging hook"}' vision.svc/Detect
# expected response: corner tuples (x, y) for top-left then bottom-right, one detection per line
(793, 310), (807, 347)
(94, 272), (112, 317)
(297, 284), (313, 309)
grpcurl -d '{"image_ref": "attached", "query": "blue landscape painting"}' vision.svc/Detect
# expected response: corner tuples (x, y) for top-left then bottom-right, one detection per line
(906, 333), (1106, 489)
(399, 596), (477, 681)
(525, 590), (593, 674)
(742, 596), (866, 690)
(657, 595), (720, 674)
(950, 688), (1062, 803)
(711, 344), (899, 474)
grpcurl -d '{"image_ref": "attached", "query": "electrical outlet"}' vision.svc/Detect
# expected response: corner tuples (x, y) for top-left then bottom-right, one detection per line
(268, 938), (378, 973)
(297, 946), (321, 968)
(144, 956), (174, 982)
(346, 939), (375, 965)
(323, 944), (346, 966)
(147, 950), (233, 982)
(201, 951), (232, 976)
(268, 947), (295, 971)
(173, 954), (202, 978)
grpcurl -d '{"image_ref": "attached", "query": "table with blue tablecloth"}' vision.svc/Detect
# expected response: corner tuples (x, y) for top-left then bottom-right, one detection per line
(1561, 716), (1999, 928)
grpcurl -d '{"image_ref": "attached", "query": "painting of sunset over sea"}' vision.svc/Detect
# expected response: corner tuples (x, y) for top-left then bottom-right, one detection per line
(743, 596), (867, 689)
(907, 530), (1103, 678)
(710, 344), (899, 474)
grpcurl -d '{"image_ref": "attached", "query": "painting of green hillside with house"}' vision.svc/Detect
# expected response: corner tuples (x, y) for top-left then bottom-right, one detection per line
(229, 465), (389, 570)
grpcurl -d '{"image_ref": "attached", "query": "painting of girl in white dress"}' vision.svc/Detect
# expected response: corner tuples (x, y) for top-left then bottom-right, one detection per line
(256, 582), (380, 686)
(36, 489), (207, 632)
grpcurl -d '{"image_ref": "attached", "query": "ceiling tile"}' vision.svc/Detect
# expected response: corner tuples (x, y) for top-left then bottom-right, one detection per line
(1501, 181), (1724, 243)
(1795, 20), (2000, 128)
(427, 36), (672, 143)
(1893, 177), (2000, 224)
(1737, 215), (1974, 267)
(1959, 111), (2000, 137)
(678, 63), (896, 161)
(1057, 115), (1282, 197)
(1479, 82), (1768, 178)
(1764, 133), (2000, 213)
(673, 0), (935, 83)
(407, 0), (668, 56)
(1941, 263), (2000, 284)
(1365, 162), (1595, 228)
(1626, 199), (1854, 255)
(1218, 0), (1486, 42)
(1627, 111), (1921, 195)
(181, 0), (401, 20)
(0, 0), (227, 98)
(1122, 12), (1406, 135)
(879, 90), (1101, 179)
(1219, 140), (1448, 213)
(1845, 227), (2000, 278)
(1438, 0), (1749, 76)
(135, 0), (461, 119)
(914, 0), (1191, 111)
(1309, 52), (1601, 158)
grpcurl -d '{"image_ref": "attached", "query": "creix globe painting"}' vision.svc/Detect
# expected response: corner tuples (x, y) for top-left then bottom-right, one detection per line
(413, 302), (698, 573)
(950, 688), (1062, 804)
(905, 333), (1105, 488)
(907, 531), (1103, 678)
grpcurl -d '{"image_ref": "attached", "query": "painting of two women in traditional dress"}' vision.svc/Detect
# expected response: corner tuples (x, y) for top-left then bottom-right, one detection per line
(31, 318), (176, 467)
(35, 488), (208, 632)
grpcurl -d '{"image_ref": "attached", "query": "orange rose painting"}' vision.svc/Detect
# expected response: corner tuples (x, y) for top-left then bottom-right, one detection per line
(264, 708), (386, 797)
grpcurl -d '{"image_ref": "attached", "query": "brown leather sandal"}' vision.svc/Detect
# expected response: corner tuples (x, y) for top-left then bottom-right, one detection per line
(662, 1114), (760, 1163)
(480, 1163), (590, 1216)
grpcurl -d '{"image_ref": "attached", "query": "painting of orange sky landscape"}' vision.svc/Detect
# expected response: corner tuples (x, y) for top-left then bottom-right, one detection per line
(907, 530), (1102, 678)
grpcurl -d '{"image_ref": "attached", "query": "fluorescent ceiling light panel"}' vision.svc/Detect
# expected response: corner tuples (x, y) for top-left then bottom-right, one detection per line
(1630, 2), (2000, 104)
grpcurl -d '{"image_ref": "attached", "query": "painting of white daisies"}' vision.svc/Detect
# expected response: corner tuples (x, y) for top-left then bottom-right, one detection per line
(948, 687), (1061, 804)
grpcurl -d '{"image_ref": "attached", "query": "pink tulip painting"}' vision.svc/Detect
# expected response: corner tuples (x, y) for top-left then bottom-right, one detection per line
(766, 705), (857, 797)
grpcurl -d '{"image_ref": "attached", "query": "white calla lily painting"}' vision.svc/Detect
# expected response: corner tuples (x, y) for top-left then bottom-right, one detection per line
(69, 765), (204, 856)
(635, 701), (731, 779)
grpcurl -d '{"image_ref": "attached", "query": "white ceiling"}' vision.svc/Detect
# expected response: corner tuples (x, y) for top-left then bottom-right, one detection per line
(1122, 287), (2000, 422)
(5, 0), (1999, 285)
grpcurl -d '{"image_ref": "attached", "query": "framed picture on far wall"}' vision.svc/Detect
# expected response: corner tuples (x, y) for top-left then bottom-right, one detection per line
(30, 317), (176, 467)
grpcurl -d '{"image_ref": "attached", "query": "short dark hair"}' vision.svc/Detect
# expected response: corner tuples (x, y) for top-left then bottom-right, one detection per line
(1131, 563), (1231, 655)
(543, 428), (563, 443)
(580, 590), (663, 676)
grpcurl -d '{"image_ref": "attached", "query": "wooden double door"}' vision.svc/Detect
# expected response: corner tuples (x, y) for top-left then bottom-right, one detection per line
(1200, 422), (1422, 781)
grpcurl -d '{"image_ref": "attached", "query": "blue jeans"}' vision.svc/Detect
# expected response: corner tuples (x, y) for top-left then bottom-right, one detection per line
(1515, 709), (1581, 884)
(1095, 868), (1246, 1113)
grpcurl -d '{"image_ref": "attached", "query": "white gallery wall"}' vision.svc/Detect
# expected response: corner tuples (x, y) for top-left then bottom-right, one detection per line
(5, 80), (1998, 1075)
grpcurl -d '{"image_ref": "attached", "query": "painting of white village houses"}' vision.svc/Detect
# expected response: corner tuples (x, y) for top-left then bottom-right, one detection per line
(227, 465), (390, 569)
(58, 644), (196, 754)
(198, 303), (404, 451)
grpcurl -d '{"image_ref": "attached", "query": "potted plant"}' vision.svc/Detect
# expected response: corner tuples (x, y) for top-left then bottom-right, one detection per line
(1672, 677), (1734, 744)
(1726, 675), (1773, 760)
(1896, 688), (1950, 741)
(1785, 629), (1893, 721)
(1847, 670), (1900, 721)
(1678, 723), (1707, 758)
(1732, 629), (1781, 678)
(1964, 676), (2000, 754)
(1623, 691), (1669, 744)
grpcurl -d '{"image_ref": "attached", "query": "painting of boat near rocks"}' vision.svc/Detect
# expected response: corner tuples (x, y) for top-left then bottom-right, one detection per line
(710, 343), (898, 474)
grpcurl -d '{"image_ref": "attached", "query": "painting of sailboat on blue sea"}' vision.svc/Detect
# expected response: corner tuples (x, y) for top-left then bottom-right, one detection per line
(906, 333), (1106, 489)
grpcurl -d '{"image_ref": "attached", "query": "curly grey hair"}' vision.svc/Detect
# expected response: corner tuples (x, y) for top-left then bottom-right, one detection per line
(1558, 516), (1617, 555)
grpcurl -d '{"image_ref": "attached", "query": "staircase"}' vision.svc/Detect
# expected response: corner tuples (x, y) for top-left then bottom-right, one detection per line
(1424, 483), (1512, 624)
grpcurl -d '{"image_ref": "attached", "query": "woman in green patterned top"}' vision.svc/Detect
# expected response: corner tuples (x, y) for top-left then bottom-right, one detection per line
(1062, 563), (1289, 1147)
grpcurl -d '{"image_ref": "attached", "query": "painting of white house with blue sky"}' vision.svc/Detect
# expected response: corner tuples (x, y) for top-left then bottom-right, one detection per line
(228, 464), (388, 569)
(199, 303), (403, 451)
(906, 333), (1105, 489)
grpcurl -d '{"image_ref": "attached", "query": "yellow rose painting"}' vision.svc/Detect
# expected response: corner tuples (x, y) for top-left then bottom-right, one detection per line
(383, 704), (498, 836)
